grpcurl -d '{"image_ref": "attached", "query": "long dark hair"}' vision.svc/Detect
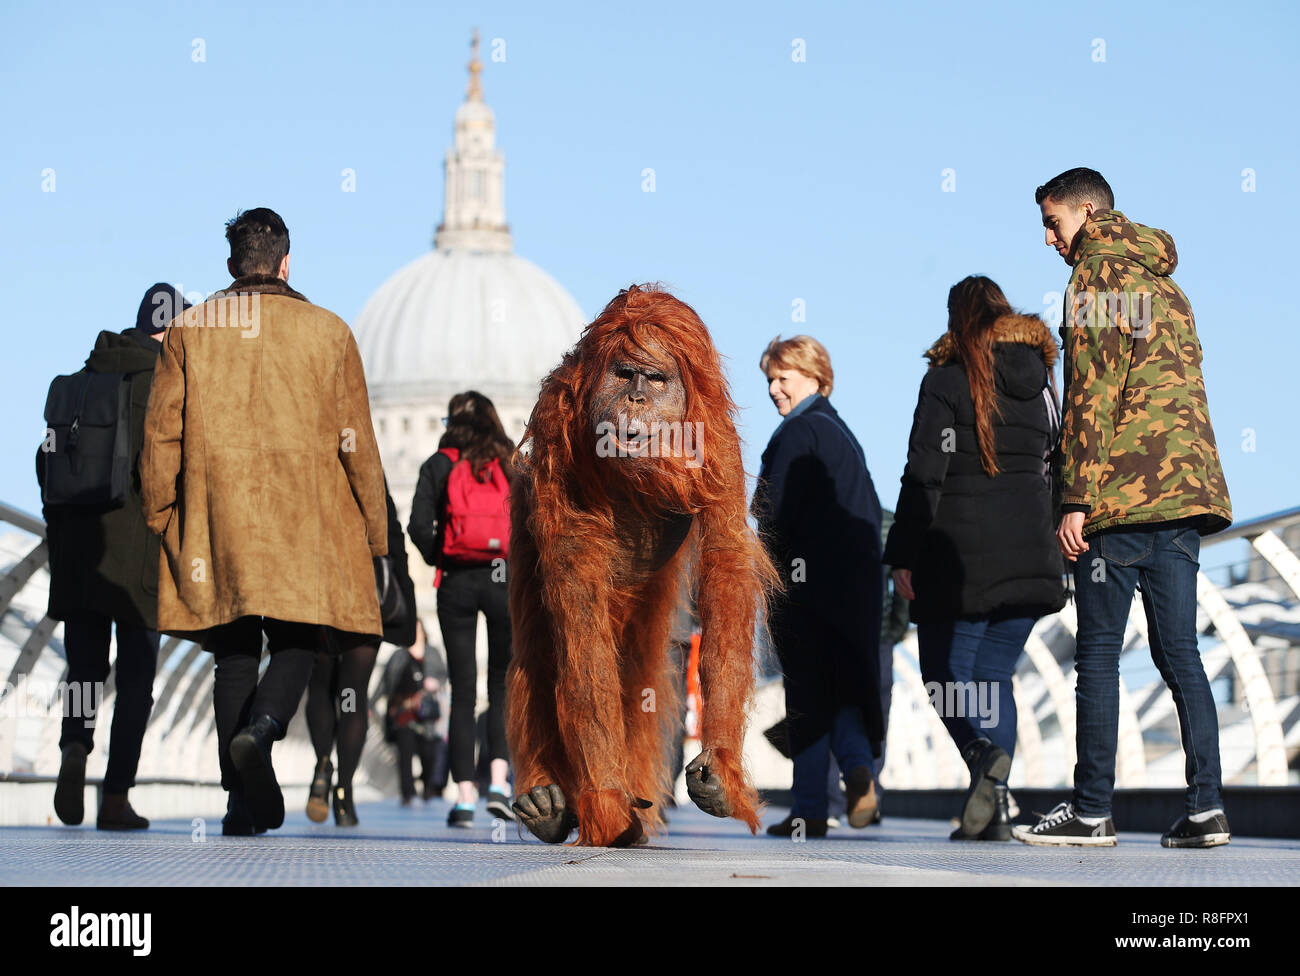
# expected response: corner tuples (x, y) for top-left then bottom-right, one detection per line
(438, 391), (515, 483)
(946, 276), (1014, 477)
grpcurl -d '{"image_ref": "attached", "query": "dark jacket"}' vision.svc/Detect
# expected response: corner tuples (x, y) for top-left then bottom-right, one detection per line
(381, 486), (418, 647)
(40, 327), (162, 629)
(408, 451), (453, 569)
(752, 393), (884, 749)
(382, 644), (447, 740)
(883, 314), (1067, 623)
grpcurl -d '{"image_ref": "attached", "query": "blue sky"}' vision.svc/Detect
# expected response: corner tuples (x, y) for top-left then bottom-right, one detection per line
(3, 0), (1296, 576)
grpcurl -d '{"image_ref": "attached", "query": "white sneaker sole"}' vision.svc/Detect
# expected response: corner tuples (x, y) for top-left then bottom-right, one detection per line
(486, 799), (516, 822)
(1012, 826), (1117, 846)
(1162, 832), (1230, 848)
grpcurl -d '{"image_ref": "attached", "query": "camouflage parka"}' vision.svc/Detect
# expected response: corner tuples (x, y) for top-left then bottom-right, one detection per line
(1059, 209), (1232, 536)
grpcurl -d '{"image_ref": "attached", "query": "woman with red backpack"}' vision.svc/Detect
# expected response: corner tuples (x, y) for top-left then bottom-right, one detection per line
(408, 392), (516, 828)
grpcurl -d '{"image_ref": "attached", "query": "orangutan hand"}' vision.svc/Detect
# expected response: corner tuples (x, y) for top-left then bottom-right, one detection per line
(513, 784), (578, 844)
(684, 747), (733, 818)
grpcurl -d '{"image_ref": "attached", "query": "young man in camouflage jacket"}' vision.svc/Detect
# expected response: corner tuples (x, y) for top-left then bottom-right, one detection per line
(1014, 168), (1233, 849)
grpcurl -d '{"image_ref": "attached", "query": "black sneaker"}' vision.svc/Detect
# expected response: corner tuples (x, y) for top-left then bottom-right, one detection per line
(486, 790), (515, 822)
(447, 804), (475, 828)
(1011, 802), (1117, 846)
(764, 813), (828, 838)
(1162, 810), (1230, 848)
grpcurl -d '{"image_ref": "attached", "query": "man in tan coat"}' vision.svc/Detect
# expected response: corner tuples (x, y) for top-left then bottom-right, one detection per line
(141, 207), (386, 835)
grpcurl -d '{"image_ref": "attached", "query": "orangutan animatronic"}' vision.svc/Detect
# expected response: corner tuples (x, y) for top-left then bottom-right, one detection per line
(506, 284), (781, 847)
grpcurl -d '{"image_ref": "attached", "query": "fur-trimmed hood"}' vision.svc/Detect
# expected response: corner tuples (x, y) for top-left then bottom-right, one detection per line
(924, 313), (1057, 369)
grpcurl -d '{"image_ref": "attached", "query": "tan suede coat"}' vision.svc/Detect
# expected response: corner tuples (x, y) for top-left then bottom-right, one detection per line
(140, 275), (386, 641)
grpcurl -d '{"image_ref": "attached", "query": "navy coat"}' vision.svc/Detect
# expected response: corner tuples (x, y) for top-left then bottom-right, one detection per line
(753, 394), (885, 752)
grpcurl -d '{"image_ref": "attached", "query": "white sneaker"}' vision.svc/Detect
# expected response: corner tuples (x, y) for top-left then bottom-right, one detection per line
(1011, 801), (1117, 846)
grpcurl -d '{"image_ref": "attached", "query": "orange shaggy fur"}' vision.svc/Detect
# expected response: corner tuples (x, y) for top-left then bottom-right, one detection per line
(506, 284), (781, 847)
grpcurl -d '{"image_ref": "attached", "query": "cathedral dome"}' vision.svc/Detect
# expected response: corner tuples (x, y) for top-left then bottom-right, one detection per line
(354, 248), (585, 404)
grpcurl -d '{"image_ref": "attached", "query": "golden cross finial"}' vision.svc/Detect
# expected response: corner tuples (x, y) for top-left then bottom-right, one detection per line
(466, 28), (483, 101)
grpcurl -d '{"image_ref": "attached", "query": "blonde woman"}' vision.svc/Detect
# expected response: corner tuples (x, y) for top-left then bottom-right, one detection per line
(752, 335), (885, 837)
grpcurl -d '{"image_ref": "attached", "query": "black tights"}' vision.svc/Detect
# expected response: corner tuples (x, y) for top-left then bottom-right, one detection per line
(304, 645), (379, 791)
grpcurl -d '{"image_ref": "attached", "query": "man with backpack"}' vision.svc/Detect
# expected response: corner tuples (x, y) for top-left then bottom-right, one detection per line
(38, 282), (189, 830)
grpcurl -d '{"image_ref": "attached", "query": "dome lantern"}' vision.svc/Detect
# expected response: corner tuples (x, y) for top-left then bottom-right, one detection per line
(434, 28), (512, 255)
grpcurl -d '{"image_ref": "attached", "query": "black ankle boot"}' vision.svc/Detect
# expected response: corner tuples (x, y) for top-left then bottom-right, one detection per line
(229, 714), (285, 831)
(222, 789), (268, 836)
(54, 742), (88, 826)
(979, 784), (1011, 841)
(306, 757), (332, 823)
(958, 738), (1011, 836)
(333, 784), (358, 827)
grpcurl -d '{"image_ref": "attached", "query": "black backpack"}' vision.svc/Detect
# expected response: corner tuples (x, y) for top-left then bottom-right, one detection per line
(39, 370), (132, 508)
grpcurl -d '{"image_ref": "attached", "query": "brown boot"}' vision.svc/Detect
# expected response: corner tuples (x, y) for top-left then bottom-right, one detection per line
(306, 757), (332, 823)
(844, 765), (878, 829)
(97, 792), (149, 830)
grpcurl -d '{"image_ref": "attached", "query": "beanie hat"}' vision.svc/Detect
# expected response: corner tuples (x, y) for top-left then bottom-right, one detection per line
(136, 282), (191, 335)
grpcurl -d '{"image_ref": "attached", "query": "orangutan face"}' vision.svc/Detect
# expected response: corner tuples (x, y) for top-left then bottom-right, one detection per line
(590, 337), (686, 458)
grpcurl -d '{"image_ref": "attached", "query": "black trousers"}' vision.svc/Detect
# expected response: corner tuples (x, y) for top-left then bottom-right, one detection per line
(436, 565), (511, 783)
(203, 617), (318, 792)
(59, 612), (159, 793)
(394, 726), (444, 800)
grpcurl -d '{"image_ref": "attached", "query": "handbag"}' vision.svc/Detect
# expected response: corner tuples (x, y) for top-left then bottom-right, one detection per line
(374, 554), (409, 626)
(1042, 380), (1064, 524)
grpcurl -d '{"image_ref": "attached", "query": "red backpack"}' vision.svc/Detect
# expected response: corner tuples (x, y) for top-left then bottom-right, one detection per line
(438, 447), (511, 563)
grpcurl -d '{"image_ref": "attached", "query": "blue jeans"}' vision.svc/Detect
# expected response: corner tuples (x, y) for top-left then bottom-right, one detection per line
(917, 615), (1034, 760)
(1071, 521), (1223, 818)
(791, 705), (874, 819)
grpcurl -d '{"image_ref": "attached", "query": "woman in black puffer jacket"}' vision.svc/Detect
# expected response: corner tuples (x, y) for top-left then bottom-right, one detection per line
(884, 276), (1065, 841)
